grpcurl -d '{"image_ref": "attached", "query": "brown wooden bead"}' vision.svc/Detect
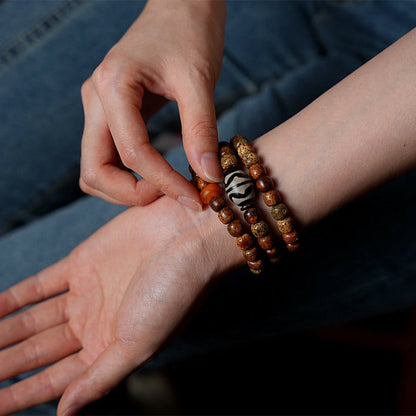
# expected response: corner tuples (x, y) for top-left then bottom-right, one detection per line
(266, 247), (281, 263)
(237, 142), (254, 159)
(219, 142), (235, 158)
(243, 207), (260, 225)
(251, 221), (269, 238)
(247, 259), (264, 271)
(249, 163), (265, 180)
(209, 195), (226, 212)
(263, 189), (280, 206)
(243, 246), (259, 262)
(287, 242), (300, 252)
(271, 203), (288, 220)
(220, 154), (238, 171)
(196, 176), (209, 191)
(256, 176), (273, 193)
(236, 233), (254, 250)
(227, 220), (244, 237)
(200, 183), (222, 205)
(231, 134), (248, 150)
(258, 234), (274, 250)
(282, 231), (299, 245)
(242, 151), (259, 168)
(218, 207), (235, 224)
(277, 217), (295, 234)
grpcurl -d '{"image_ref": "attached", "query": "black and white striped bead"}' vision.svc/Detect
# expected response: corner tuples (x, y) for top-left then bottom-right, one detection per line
(224, 170), (255, 211)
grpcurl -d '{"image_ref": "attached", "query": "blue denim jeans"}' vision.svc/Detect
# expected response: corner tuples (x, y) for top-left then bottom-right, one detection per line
(1, 1), (416, 414)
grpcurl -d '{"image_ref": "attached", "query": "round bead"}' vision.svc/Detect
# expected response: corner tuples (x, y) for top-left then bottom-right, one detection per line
(287, 242), (300, 252)
(224, 170), (255, 210)
(200, 183), (222, 205)
(196, 176), (209, 191)
(237, 142), (254, 159)
(209, 195), (226, 212)
(218, 207), (235, 224)
(227, 220), (244, 237)
(243, 207), (260, 225)
(236, 233), (254, 250)
(247, 259), (264, 271)
(249, 163), (265, 180)
(251, 221), (269, 238)
(258, 234), (274, 250)
(263, 189), (280, 206)
(243, 247), (259, 262)
(256, 176), (274, 193)
(277, 217), (295, 234)
(266, 247), (281, 263)
(242, 152), (259, 168)
(220, 154), (238, 171)
(271, 203), (288, 221)
(250, 268), (263, 275)
(231, 135), (248, 150)
(282, 231), (299, 245)
(218, 142), (234, 158)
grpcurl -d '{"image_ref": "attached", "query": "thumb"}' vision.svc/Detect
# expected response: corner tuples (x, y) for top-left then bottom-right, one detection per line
(178, 81), (223, 183)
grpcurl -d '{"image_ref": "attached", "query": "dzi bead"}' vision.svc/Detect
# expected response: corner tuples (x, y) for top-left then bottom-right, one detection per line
(224, 170), (255, 211)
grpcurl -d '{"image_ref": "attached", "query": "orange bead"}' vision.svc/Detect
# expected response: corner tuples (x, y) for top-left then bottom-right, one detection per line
(200, 183), (222, 205)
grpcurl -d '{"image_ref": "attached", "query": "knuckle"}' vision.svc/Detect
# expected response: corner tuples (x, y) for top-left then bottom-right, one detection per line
(188, 119), (217, 141)
(118, 145), (139, 170)
(80, 167), (99, 190)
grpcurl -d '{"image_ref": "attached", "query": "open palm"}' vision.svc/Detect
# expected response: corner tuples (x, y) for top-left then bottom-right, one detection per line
(0, 196), (229, 415)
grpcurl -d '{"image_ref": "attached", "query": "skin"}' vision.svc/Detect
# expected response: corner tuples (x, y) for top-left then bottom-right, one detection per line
(0, 6), (416, 416)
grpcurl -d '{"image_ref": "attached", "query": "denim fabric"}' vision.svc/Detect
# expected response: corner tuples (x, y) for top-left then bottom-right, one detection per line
(1, 0), (416, 414)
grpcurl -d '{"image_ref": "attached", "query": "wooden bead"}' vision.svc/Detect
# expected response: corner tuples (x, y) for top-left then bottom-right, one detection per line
(251, 221), (269, 238)
(243, 246), (259, 262)
(231, 134), (248, 149)
(219, 142), (235, 158)
(258, 234), (274, 250)
(209, 195), (226, 212)
(271, 203), (288, 220)
(196, 176), (209, 191)
(224, 170), (255, 211)
(250, 268), (263, 275)
(266, 247), (281, 263)
(236, 233), (254, 250)
(218, 207), (235, 224)
(249, 163), (265, 180)
(237, 142), (254, 159)
(277, 217), (295, 234)
(242, 151), (259, 168)
(256, 176), (273, 193)
(287, 242), (300, 252)
(247, 259), (264, 271)
(220, 154), (238, 171)
(244, 207), (260, 225)
(227, 220), (244, 237)
(282, 231), (299, 245)
(200, 183), (222, 205)
(263, 189), (280, 206)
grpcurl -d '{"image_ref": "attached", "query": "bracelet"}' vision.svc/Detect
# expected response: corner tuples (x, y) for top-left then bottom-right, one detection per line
(231, 135), (300, 252)
(218, 142), (281, 264)
(189, 166), (264, 274)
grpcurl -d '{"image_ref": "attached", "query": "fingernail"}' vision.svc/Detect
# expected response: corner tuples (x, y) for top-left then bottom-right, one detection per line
(201, 152), (223, 182)
(178, 196), (202, 212)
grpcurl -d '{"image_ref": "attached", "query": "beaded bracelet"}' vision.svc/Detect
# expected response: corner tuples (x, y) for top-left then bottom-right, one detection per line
(189, 166), (264, 274)
(231, 135), (300, 252)
(218, 142), (281, 264)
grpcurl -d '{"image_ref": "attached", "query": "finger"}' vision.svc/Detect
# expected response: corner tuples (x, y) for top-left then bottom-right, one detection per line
(58, 339), (150, 416)
(177, 77), (223, 183)
(0, 323), (80, 382)
(92, 71), (202, 211)
(0, 353), (86, 416)
(0, 259), (69, 318)
(0, 294), (67, 350)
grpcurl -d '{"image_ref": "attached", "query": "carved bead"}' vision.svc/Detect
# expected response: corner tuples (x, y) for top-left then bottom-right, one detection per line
(271, 203), (288, 220)
(256, 176), (273, 193)
(242, 152), (259, 168)
(263, 189), (280, 206)
(224, 170), (255, 211)
(251, 221), (269, 238)
(227, 220), (244, 237)
(196, 177), (209, 191)
(218, 207), (234, 224)
(209, 195), (226, 212)
(236, 233), (254, 250)
(247, 259), (264, 271)
(244, 207), (260, 225)
(277, 217), (295, 234)
(243, 247), (259, 262)
(200, 183), (222, 205)
(249, 163), (265, 180)
(237, 143), (254, 159)
(220, 154), (238, 171)
(231, 134), (248, 150)
(258, 234), (274, 250)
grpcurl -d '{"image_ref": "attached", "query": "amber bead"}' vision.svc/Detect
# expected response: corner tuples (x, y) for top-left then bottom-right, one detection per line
(251, 221), (269, 238)
(247, 259), (264, 271)
(220, 154), (238, 171)
(282, 231), (299, 245)
(231, 134), (248, 149)
(277, 217), (295, 234)
(244, 207), (260, 225)
(248, 163), (265, 180)
(195, 176), (209, 191)
(219, 142), (235, 158)
(242, 151), (259, 168)
(243, 246), (259, 262)
(287, 242), (300, 252)
(209, 195), (226, 212)
(218, 207), (235, 224)
(258, 234), (274, 250)
(200, 183), (222, 205)
(236, 233), (254, 250)
(237, 143), (254, 159)
(271, 203), (288, 221)
(227, 220), (244, 237)
(256, 176), (273, 193)
(263, 189), (280, 206)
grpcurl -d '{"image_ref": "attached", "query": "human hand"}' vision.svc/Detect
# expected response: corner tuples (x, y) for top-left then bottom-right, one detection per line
(0, 196), (241, 415)
(79, 0), (225, 209)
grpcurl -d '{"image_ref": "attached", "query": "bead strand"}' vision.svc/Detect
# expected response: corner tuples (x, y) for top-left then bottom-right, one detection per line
(219, 142), (281, 264)
(231, 135), (300, 252)
(189, 166), (263, 274)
